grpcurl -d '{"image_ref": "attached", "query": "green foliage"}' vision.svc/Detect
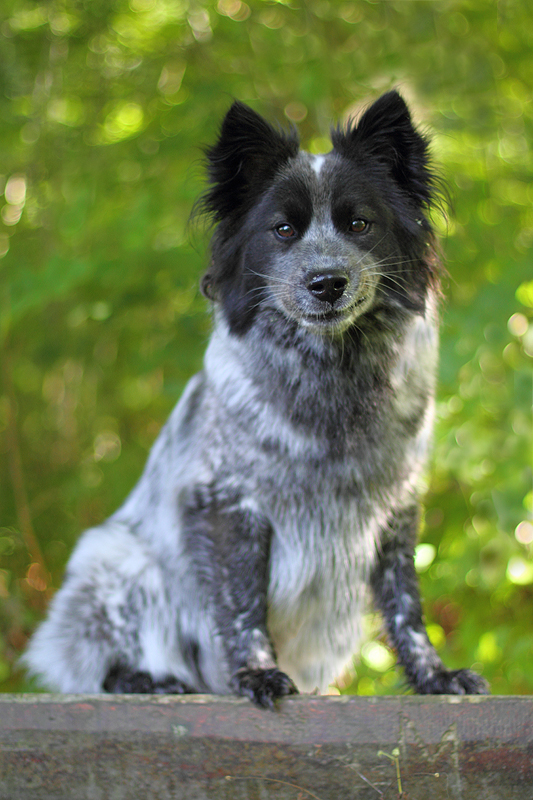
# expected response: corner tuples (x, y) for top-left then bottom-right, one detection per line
(0, 0), (531, 695)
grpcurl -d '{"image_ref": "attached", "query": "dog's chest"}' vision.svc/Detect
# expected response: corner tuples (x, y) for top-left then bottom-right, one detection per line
(264, 485), (384, 691)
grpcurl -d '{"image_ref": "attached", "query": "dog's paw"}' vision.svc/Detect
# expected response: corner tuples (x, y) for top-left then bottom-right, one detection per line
(232, 667), (298, 708)
(419, 668), (489, 696)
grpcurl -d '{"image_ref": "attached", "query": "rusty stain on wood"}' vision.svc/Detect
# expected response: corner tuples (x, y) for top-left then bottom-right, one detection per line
(0, 694), (531, 799)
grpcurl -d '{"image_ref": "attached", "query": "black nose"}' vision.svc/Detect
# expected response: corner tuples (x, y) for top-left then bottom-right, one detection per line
(307, 273), (348, 305)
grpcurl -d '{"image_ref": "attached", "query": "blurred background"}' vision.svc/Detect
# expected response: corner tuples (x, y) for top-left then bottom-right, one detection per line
(0, 0), (531, 695)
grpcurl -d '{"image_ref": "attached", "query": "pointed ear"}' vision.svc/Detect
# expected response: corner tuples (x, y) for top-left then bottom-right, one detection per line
(332, 91), (435, 209)
(202, 101), (299, 221)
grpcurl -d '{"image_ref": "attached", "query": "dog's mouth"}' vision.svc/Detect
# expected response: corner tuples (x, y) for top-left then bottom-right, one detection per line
(301, 296), (368, 330)
(272, 273), (378, 334)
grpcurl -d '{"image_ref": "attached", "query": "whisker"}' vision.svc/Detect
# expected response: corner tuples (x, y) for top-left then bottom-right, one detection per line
(247, 268), (294, 288)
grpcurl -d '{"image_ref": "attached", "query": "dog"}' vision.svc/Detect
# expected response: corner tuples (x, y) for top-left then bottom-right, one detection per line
(25, 91), (487, 704)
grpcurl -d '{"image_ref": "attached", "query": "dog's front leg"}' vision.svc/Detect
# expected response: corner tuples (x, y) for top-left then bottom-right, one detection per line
(182, 487), (298, 707)
(370, 505), (488, 695)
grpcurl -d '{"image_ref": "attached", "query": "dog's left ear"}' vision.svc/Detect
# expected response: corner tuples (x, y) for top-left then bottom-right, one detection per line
(332, 91), (434, 210)
(203, 101), (299, 223)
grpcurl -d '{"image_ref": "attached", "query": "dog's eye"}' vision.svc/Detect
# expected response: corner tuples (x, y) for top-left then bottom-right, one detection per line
(349, 219), (369, 233)
(275, 223), (297, 240)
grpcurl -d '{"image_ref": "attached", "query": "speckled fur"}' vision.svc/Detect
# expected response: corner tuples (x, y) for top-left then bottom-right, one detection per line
(24, 92), (487, 702)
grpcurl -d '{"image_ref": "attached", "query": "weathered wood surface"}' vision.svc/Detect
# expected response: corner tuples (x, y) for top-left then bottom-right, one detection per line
(0, 694), (531, 799)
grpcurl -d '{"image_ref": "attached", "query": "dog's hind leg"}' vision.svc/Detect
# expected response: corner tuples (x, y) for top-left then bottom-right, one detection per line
(24, 522), (198, 694)
(371, 505), (489, 695)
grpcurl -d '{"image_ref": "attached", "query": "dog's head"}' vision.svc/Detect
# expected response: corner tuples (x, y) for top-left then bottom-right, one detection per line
(200, 91), (441, 337)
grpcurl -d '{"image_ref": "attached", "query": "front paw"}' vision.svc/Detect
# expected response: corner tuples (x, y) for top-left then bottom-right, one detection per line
(419, 668), (489, 695)
(232, 667), (298, 708)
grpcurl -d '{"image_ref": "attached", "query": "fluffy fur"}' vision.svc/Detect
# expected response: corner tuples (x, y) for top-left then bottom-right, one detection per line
(25, 91), (487, 704)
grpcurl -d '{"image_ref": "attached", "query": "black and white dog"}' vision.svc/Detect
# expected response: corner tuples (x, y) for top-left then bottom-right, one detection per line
(25, 91), (487, 704)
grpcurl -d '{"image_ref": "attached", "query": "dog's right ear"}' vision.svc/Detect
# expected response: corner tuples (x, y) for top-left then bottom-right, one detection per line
(203, 102), (299, 222)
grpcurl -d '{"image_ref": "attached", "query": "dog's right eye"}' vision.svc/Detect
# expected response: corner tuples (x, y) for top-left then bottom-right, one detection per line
(274, 223), (297, 240)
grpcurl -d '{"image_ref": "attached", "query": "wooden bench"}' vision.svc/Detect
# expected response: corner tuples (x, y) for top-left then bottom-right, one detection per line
(0, 694), (530, 799)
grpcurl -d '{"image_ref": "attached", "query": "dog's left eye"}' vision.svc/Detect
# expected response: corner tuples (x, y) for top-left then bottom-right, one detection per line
(349, 219), (369, 233)
(274, 223), (297, 239)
